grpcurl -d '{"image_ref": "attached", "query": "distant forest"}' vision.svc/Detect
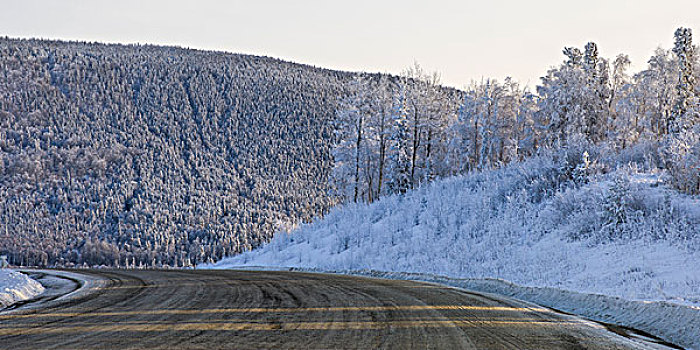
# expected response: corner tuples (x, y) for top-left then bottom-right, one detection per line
(2, 26), (699, 267)
(0, 38), (354, 267)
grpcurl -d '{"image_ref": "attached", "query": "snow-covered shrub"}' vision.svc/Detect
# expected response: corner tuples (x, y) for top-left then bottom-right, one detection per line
(550, 136), (607, 187)
(601, 172), (633, 237)
(666, 140), (700, 195)
(612, 140), (663, 171)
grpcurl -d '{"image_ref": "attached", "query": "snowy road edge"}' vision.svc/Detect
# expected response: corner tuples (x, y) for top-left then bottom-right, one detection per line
(26, 269), (107, 302)
(0, 270), (45, 309)
(216, 266), (697, 350)
(1, 269), (107, 313)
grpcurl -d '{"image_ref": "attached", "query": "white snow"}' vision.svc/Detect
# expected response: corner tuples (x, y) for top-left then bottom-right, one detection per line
(210, 154), (700, 349)
(0, 269), (44, 309)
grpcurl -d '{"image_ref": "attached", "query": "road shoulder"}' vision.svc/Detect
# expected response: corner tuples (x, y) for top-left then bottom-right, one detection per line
(1, 269), (106, 313)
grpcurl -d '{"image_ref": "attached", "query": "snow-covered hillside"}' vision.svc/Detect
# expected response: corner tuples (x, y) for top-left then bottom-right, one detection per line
(0, 270), (44, 308)
(216, 150), (700, 305)
(212, 148), (700, 347)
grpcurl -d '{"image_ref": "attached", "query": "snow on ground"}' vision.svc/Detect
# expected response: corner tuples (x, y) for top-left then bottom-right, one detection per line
(211, 153), (700, 348)
(0, 269), (44, 308)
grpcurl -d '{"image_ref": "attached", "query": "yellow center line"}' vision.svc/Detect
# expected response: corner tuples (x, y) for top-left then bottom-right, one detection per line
(5, 317), (575, 328)
(1, 305), (552, 319)
(100, 282), (445, 290)
(0, 319), (593, 335)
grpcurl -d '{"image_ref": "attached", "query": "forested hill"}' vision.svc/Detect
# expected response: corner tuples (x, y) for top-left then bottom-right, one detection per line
(0, 37), (351, 267)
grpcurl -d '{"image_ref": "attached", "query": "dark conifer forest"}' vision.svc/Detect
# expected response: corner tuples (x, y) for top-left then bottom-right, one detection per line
(0, 38), (349, 267)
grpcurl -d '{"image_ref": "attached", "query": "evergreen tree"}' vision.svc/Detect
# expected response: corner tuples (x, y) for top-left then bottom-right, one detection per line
(388, 78), (413, 194)
(666, 27), (700, 194)
(671, 27), (698, 133)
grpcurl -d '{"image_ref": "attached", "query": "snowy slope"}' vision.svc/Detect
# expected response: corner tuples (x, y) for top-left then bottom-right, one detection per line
(0, 270), (44, 308)
(212, 152), (700, 348)
(215, 159), (700, 305)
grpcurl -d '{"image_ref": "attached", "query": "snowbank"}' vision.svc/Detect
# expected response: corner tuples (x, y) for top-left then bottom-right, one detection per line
(212, 153), (700, 348)
(0, 269), (45, 308)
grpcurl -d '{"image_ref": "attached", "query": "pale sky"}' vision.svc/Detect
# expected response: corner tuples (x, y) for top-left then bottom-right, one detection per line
(1, 0), (699, 89)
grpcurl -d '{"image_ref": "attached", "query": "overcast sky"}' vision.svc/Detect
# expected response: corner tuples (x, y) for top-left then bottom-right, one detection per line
(2, 0), (699, 88)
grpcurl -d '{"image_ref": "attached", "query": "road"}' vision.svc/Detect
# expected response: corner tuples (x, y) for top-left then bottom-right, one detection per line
(0, 269), (663, 349)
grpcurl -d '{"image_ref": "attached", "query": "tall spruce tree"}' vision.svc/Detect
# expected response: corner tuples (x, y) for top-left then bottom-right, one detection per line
(671, 27), (697, 134)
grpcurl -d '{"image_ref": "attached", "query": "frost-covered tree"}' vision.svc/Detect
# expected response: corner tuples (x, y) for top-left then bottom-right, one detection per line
(447, 78), (535, 172)
(584, 42), (599, 81)
(332, 75), (408, 203)
(537, 47), (587, 145)
(609, 54), (639, 148)
(583, 42), (611, 143)
(393, 63), (459, 189)
(633, 48), (679, 137)
(665, 27), (700, 194)
(671, 27), (698, 134)
(403, 63), (437, 188)
(364, 76), (395, 201)
(537, 42), (611, 145)
(502, 78), (537, 162)
(333, 76), (371, 203)
(387, 79), (413, 194)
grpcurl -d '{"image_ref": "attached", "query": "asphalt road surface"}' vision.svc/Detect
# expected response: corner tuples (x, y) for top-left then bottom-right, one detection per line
(0, 269), (664, 349)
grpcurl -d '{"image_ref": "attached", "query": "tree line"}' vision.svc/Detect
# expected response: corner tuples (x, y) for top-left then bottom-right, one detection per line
(332, 28), (700, 204)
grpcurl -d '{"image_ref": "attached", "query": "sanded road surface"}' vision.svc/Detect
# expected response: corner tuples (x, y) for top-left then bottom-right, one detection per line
(0, 269), (657, 349)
